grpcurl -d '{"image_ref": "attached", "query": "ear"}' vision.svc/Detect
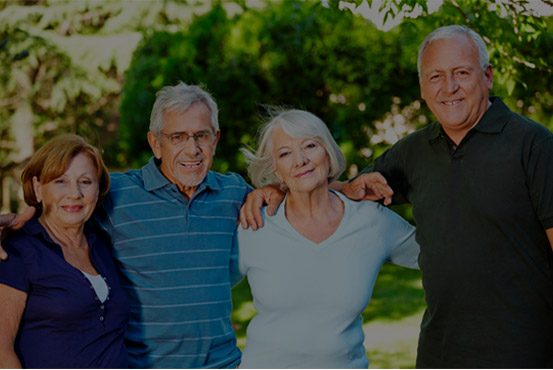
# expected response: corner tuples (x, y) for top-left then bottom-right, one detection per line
(147, 132), (162, 159)
(273, 167), (283, 184)
(419, 78), (426, 101)
(483, 64), (493, 91)
(32, 176), (43, 203)
(212, 130), (221, 154)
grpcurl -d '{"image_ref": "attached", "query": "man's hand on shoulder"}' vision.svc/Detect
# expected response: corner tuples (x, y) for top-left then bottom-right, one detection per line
(239, 185), (285, 231)
(338, 172), (394, 205)
(0, 207), (35, 260)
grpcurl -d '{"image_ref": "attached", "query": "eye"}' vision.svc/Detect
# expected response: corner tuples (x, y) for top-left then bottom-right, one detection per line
(79, 178), (92, 185)
(456, 70), (469, 78)
(303, 141), (318, 150)
(171, 134), (184, 141)
(429, 74), (441, 82)
(278, 151), (290, 158)
(54, 178), (65, 184)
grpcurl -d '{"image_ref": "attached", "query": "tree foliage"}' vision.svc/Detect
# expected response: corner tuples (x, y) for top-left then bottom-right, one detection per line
(119, 0), (428, 179)
(1, 0), (552, 214)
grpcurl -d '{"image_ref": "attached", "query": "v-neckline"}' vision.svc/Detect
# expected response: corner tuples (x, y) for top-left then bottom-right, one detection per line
(275, 190), (350, 249)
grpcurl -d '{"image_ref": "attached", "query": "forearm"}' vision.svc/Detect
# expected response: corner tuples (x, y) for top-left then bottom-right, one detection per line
(329, 181), (345, 192)
(0, 348), (22, 368)
(546, 228), (553, 252)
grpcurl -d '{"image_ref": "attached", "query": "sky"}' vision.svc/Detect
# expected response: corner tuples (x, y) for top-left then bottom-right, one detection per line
(336, 0), (553, 31)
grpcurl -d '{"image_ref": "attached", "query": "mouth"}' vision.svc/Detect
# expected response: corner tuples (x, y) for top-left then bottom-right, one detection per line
(179, 160), (202, 169)
(296, 169), (314, 178)
(62, 205), (83, 213)
(442, 99), (463, 106)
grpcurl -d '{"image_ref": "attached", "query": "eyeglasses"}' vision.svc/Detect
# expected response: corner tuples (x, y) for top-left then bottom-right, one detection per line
(159, 131), (217, 146)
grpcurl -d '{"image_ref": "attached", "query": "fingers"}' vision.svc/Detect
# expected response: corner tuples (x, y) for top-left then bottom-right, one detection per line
(239, 190), (266, 230)
(0, 213), (17, 228)
(341, 180), (366, 201)
(239, 186), (286, 230)
(265, 190), (285, 217)
(12, 207), (36, 230)
(342, 173), (394, 204)
(0, 207), (36, 261)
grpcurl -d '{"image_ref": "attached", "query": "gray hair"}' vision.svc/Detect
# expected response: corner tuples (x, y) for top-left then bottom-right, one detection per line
(242, 109), (346, 191)
(149, 82), (219, 135)
(417, 25), (489, 77)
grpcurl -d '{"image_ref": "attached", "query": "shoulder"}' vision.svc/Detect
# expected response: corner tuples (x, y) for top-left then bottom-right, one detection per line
(109, 168), (145, 189)
(341, 194), (410, 230)
(207, 171), (253, 198)
(1, 229), (42, 274)
(3, 231), (34, 256)
(209, 171), (250, 188)
(506, 112), (553, 140)
(237, 206), (281, 243)
(376, 123), (437, 163)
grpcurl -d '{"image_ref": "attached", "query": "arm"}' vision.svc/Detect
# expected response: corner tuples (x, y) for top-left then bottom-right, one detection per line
(229, 232), (243, 287)
(0, 284), (27, 368)
(0, 207), (35, 261)
(239, 184), (285, 230)
(547, 228), (553, 252)
(332, 172), (394, 206)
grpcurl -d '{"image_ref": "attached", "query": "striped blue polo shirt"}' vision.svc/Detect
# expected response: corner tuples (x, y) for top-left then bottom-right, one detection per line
(96, 157), (251, 368)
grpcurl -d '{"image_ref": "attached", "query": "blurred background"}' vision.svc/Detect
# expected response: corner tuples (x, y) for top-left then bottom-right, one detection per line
(1, 0), (552, 367)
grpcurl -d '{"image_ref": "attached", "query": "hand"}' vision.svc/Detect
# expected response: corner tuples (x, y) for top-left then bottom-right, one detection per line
(0, 206), (35, 260)
(340, 172), (394, 205)
(239, 185), (285, 230)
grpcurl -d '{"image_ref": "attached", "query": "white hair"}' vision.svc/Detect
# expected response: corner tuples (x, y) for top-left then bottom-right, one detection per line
(417, 25), (489, 77)
(242, 109), (346, 191)
(149, 82), (219, 134)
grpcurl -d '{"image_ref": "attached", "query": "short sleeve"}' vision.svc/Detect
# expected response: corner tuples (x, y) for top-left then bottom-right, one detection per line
(528, 136), (553, 229)
(0, 242), (30, 293)
(360, 141), (411, 205)
(378, 205), (420, 269)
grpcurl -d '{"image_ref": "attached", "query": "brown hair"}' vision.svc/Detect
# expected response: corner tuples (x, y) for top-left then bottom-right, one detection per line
(21, 134), (110, 213)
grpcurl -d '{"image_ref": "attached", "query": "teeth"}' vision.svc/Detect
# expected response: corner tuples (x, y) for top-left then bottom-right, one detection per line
(64, 206), (81, 211)
(443, 100), (461, 106)
(180, 162), (201, 167)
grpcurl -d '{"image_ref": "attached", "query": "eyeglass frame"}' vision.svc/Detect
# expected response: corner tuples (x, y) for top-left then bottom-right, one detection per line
(158, 130), (218, 146)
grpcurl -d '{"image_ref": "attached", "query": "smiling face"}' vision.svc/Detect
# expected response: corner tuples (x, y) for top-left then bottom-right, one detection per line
(33, 152), (100, 229)
(272, 126), (331, 194)
(147, 102), (219, 196)
(419, 35), (493, 143)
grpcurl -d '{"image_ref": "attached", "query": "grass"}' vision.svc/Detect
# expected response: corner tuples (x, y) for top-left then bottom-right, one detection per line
(231, 263), (426, 368)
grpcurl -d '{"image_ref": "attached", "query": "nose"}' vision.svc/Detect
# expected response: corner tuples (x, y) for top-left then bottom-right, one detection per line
(68, 181), (83, 199)
(444, 73), (459, 94)
(293, 150), (308, 167)
(182, 135), (201, 155)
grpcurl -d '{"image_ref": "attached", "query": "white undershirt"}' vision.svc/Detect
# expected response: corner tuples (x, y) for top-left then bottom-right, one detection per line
(82, 271), (109, 303)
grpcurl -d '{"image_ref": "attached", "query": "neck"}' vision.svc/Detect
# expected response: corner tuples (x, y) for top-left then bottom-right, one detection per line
(284, 184), (345, 244)
(177, 184), (198, 200)
(444, 98), (492, 145)
(285, 185), (337, 219)
(39, 215), (85, 250)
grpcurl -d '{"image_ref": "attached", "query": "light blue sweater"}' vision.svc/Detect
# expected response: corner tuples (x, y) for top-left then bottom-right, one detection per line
(238, 191), (419, 368)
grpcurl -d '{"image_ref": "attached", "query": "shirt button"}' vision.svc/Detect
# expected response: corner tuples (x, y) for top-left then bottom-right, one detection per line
(100, 305), (105, 310)
(100, 316), (104, 321)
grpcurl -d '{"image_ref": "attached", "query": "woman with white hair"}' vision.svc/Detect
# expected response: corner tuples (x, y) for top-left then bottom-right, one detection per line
(237, 109), (420, 368)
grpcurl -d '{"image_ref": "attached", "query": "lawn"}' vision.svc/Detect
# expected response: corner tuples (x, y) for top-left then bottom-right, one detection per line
(231, 263), (425, 368)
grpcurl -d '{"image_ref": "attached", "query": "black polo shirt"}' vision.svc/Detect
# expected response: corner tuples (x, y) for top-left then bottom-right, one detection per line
(364, 97), (553, 368)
